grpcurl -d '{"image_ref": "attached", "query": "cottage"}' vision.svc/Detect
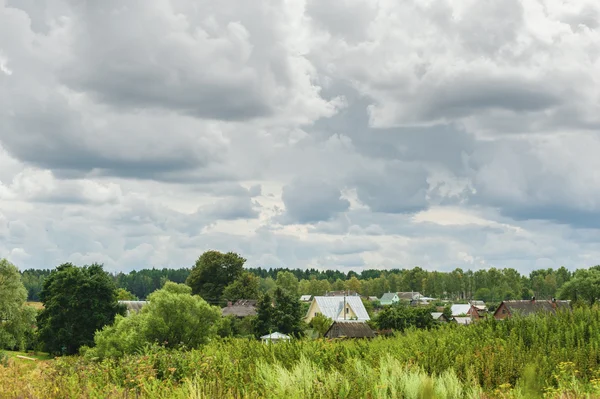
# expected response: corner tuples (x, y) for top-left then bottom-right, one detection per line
(118, 300), (148, 316)
(367, 296), (379, 302)
(304, 296), (370, 323)
(397, 292), (422, 302)
(299, 295), (313, 302)
(450, 304), (471, 317)
(221, 299), (257, 318)
(325, 321), (376, 339)
(379, 292), (400, 306)
(493, 298), (571, 320)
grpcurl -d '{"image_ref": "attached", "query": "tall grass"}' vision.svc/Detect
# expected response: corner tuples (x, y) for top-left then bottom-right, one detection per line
(3, 306), (600, 398)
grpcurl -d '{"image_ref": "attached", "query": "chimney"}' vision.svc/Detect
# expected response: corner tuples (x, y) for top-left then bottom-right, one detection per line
(551, 297), (557, 309)
(531, 296), (536, 303)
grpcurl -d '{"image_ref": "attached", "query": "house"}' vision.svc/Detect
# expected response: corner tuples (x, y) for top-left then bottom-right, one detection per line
(367, 296), (379, 302)
(493, 298), (571, 320)
(118, 300), (148, 316)
(450, 304), (472, 317)
(431, 312), (450, 322)
(299, 295), (313, 302)
(260, 332), (291, 343)
(221, 299), (258, 318)
(304, 296), (370, 323)
(379, 292), (400, 306)
(397, 292), (422, 302)
(325, 321), (376, 339)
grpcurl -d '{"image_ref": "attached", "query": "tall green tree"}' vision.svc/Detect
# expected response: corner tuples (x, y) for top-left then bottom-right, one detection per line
(186, 251), (245, 302)
(275, 271), (299, 298)
(0, 259), (37, 350)
(222, 272), (260, 301)
(254, 288), (304, 337)
(558, 268), (600, 305)
(37, 263), (122, 355)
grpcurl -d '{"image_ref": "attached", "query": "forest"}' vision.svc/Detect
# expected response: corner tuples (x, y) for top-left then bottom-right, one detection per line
(20, 262), (576, 303)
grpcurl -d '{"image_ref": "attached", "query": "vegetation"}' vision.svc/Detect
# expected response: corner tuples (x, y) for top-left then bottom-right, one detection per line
(186, 251), (246, 303)
(87, 282), (222, 358)
(37, 263), (123, 355)
(254, 288), (305, 337)
(0, 259), (37, 352)
(4, 308), (600, 397)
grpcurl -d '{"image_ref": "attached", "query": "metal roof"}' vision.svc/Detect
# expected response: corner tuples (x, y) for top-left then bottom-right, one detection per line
(299, 295), (312, 301)
(380, 293), (398, 302)
(312, 296), (370, 321)
(451, 304), (471, 316)
(260, 332), (290, 340)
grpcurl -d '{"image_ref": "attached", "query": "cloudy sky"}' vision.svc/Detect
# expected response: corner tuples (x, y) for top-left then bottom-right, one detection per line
(1, 0), (600, 274)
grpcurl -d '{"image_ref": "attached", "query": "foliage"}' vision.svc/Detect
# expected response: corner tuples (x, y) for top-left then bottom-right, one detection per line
(186, 251), (246, 303)
(309, 314), (332, 337)
(88, 282), (222, 358)
(6, 307), (600, 397)
(558, 267), (600, 305)
(254, 288), (304, 337)
(222, 272), (260, 301)
(116, 288), (138, 301)
(376, 303), (435, 331)
(37, 263), (122, 355)
(0, 259), (37, 351)
(275, 271), (299, 298)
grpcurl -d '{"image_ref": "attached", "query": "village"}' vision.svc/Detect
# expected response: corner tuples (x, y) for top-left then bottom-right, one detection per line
(119, 291), (573, 342)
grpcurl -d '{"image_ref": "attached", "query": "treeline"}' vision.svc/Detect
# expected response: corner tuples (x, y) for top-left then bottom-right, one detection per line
(20, 264), (578, 302)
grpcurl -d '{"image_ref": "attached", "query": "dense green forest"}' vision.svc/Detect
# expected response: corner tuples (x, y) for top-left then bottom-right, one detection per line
(21, 264), (577, 303)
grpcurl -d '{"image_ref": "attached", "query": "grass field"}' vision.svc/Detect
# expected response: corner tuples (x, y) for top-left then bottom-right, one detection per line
(4, 307), (600, 398)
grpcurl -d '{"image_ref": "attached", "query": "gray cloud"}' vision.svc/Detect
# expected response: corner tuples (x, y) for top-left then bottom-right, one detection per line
(2, 0), (600, 273)
(279, 179), (350, 224)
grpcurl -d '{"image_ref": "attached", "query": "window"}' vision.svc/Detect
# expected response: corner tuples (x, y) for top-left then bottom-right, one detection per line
(314, 312), (319, 316)
(345, 307), (349, 314)
(502, 308), (507, 314)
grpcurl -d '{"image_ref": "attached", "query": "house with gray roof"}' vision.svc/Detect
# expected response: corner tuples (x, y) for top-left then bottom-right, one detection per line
(221, 299), (258, 318)
(380, 292), (400, 306)
(304, 296), (370, 323)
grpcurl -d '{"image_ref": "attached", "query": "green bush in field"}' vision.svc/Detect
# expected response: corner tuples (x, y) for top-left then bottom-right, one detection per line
(87, 282), (221, 358)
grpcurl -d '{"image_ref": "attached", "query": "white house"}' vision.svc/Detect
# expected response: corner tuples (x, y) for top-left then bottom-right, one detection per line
(304, 296), (370, 324)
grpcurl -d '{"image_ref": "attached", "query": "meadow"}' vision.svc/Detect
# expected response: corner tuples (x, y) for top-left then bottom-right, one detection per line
(3, 306), (600, 398)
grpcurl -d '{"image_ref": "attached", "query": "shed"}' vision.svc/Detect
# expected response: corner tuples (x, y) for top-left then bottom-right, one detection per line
(260, 332), (291, 343)
(324, 321), (376, 339)
(431, 312), (450, 322)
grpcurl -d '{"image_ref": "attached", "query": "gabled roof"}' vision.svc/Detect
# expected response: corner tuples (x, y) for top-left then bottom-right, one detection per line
(325, 321), (375, 338)
(470, 300), (487, 310)
(368, 296), (379, 301)
(453, 317), (472, 325)
(311, 296), (370, 321)
(260, 332), (290, 340)
(451, 304), (471, 316)
(380, 293), (398, 302)
(221, 299), (258, 317)
(431, 312), (444, 320)
(498, 300), (571, 317)
(299, 295), (312, 301)
(397, 292), (422, 300)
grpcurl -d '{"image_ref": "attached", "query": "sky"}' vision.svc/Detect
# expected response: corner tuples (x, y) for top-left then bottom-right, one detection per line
(1, 0), (600, 274)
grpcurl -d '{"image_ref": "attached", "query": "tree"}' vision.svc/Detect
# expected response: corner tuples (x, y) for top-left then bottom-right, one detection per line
(116, 288), (138, 301)
(89, 282), (221, 358)
(558, 269), (600, 306)
(186, 251), (246, 302)
(0, 259), (36, 351)
(37, 263), (122, 355)
(222, 272), (260, 301)
(275, 271), (299, 298)
(309, 314), (332, 337)
(345, 276), (362, 293)
(376, 303), (435, 332)
(254, 288), (304, 337)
